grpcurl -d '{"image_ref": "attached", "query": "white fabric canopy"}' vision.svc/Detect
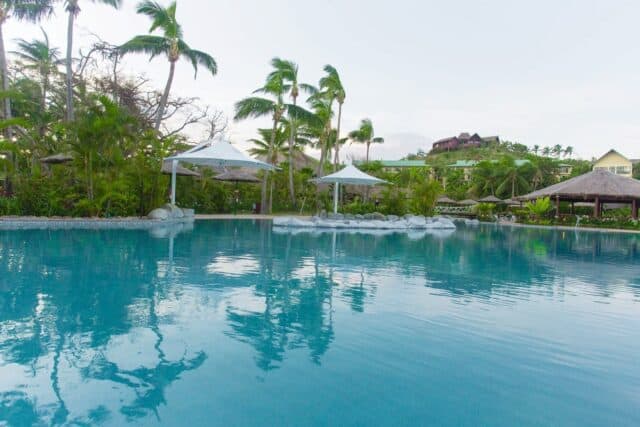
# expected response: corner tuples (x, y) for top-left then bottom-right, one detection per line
(164, 137), (277, 204)
(312, 164), (388, 186)
(312, 165), (389, 213)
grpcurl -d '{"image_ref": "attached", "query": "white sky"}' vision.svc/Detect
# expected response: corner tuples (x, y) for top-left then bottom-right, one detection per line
(8, 0), (640, 161)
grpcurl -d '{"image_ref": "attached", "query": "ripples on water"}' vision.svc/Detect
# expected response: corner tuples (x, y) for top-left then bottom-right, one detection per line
(0, 221), (639, 426)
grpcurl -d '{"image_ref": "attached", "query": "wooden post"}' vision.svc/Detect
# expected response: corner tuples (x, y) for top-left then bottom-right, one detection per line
(555, 195), (560, 218)
(594, 196), (600, 218)
(570, 201), (575, 215)
(633, 199), (638, 220)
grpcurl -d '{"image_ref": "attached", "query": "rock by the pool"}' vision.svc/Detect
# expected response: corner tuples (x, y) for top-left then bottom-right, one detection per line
(147, 204), (195, 221)
(273, 215), (456, 230)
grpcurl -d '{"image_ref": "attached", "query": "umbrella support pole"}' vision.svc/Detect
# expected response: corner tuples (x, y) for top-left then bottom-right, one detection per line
(333, 183), (339, 214)
(170, 160), (177, 205)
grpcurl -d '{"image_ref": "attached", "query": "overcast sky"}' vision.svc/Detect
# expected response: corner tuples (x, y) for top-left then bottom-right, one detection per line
(8, 0), (640, 161)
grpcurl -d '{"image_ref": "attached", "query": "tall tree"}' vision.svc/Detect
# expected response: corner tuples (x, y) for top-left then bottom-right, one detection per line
(65, 0), (121, 122)
(348, 118), (383, 163)
(120, 0), (217, 131)
(0, 0), (53, 125)
(12, 28), (61, 132)
(495, 157), (530, 198)
(269, 57), (300, 207)
(234, 77), (286, 214)
(319, 65), (345, 170)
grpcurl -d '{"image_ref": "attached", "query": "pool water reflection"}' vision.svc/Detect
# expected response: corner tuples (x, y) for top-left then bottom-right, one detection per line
(0, 221), (639, 426)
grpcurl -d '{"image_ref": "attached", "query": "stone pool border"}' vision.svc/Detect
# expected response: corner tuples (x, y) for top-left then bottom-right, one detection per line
(1, 214), (638, 235)
(0, 216), (194, 230)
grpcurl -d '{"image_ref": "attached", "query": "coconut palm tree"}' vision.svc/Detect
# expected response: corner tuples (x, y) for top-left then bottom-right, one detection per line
(319, 65), (345, 170)
(64, 0), (121, 122)
(307, 90), (333, 177)
(348, 118), (383, 163)
(269, 58), (303, 207)
(532, 145), (540, 156)
(0, 0), (54, 125)
(12, 29), (61, 128)
(495, 157), (530, 198)
(234, 77), (285, 214)
(119, 0), (217, 131)
(564, 146), (573, 158)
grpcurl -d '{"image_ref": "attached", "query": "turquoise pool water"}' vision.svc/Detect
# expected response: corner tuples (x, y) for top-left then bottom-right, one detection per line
(1, 220), (639, 426)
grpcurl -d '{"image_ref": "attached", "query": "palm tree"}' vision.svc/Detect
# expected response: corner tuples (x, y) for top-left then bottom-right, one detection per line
(234, 77), (286, 214)
(64, 0), (121, 122)
(319, 65), (345, 170)
(12, 28), (61, 130)
(0, 0), (54, 125)
(495, 157), (530, 198)
(269, 58), (301, 207)
(532, 145), (540, 156)
(348, 118), (383, 163)
(542, 146), (551, 157)
(552, 144), (563, 158)
(564, 146), (573, 158)
(119, 1), (217, 131)
(307, 90), (333, 177)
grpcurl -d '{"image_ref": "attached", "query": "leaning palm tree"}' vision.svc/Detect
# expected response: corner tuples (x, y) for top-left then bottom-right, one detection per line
(348, 118), (383, 163)
(234, 77), (286, 214)
(12, 29), (61, 127)
(319, 65), (345, 170)
(119, 1), (217, 131)
(64, 0), (121, 122)
(0, 0), (54, 124)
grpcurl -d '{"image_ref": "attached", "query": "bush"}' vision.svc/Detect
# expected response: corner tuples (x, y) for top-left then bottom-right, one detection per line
(410, 180), (441, 217)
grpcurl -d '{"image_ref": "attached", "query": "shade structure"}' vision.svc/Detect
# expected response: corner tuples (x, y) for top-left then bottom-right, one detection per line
(161, 160), (200, 177)
(213, 169), (261, 183)
(478, 195), (504, 203)
(436, 195), (458, 205)
(458, 199), (478, 206)
(311, 164), (388, 213)
(517, 169), (640, 219)
(164, 137), (277, 205)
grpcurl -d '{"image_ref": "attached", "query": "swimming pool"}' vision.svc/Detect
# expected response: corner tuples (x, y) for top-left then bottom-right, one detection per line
(0, 220), (639, 426)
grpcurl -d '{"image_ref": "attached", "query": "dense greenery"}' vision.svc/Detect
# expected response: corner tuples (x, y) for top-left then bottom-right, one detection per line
(0, 2), (631, 221)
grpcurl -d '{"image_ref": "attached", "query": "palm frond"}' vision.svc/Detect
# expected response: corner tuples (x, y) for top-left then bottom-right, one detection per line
(136, 0), (182, 38)
(119, 35), (169, 60)
(234, 97), (275, 121)
(179, 45), (217, 78)
(11, 0), (55, 23)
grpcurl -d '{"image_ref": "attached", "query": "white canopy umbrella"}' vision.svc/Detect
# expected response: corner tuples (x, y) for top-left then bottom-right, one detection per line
(312, 164), (388, 213)
(164, 137), (277, 205)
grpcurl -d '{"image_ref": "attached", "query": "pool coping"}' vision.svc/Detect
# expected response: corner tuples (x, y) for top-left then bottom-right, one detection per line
(1, 214), (638, 235)
(0, 216), (195, 230)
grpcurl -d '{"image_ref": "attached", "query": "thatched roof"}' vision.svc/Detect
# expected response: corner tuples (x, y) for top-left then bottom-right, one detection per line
(40, 153), (73, 164)
(256, 151), (318, 170)
(213, 169), (261, 183)
(502, 198), (521, 206)
(478, 195), (503, 203)
(518, 169), (640, 201)
(161, 161), (200, 177)
(437, 196), (457, 204)
(458, 199), (478, 206)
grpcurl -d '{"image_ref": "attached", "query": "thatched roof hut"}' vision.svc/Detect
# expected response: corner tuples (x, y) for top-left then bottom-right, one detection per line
(517, 169), (640, 218)
(161, 161), (200, 177)
(213, 169), (261, 183)
(478, 195), (503, 203)
(436, 196), (458, 205)
(458, 199), (478, 206)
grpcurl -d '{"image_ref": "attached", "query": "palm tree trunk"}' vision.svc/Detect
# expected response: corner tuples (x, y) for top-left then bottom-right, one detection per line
(261, 116), (278, 214)
(0, 21), (10, 126)
(287, 96), (297, 208)
(333, 102), (343, 171)
(40, 73), (49, 138)
(366, 141), (371, 163)
(65, 9), (76, 122)
(155, 60), (176, 131)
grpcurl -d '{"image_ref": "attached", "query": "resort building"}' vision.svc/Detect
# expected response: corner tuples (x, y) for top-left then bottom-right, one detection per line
(431, 133), (499, 153)
(555, 163), (573, 179)
(592, 149), (633, 177)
